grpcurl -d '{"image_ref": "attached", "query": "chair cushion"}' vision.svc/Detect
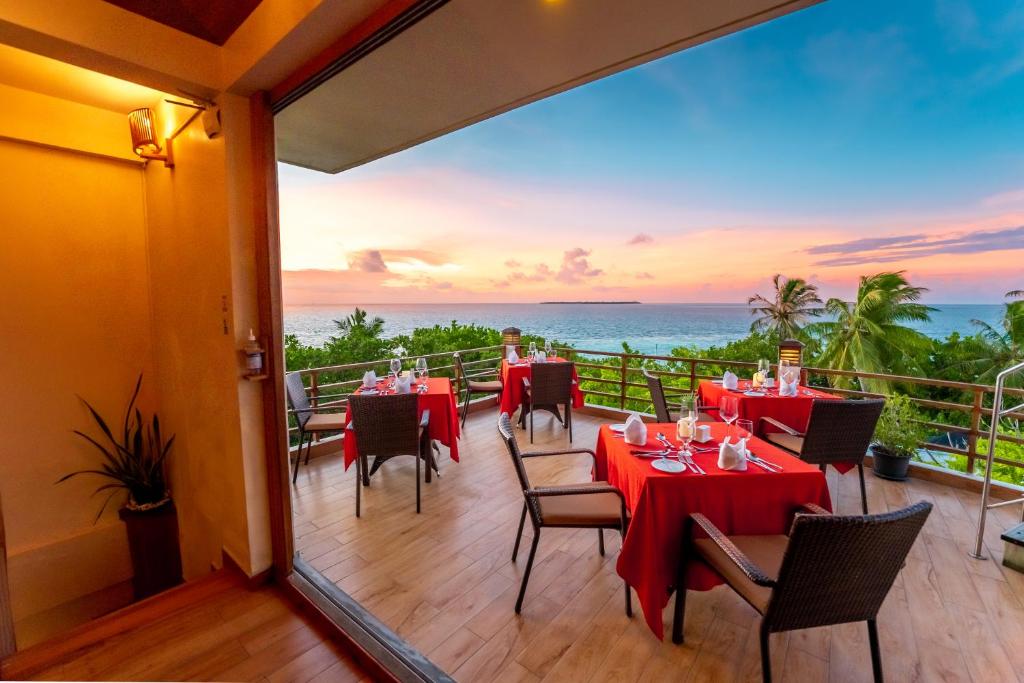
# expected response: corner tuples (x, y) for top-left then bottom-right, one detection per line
(468, 379), (503, 392)
(693, 534), (787, 614)
(538, 484), (622, 526)
(764, 432), (804, 454)
(305, 412), (346, 432)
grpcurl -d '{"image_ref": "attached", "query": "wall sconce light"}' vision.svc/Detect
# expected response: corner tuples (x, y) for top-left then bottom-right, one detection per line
(128, 107), (173, 167)
(778, 338), (804, 366)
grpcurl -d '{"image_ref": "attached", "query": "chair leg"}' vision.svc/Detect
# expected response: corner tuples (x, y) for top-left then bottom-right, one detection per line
(529, 403), (534, 444)
(598, 528), (605, 556)
(624, 580), (632, 618)
(461, 389), (471, 428)
(759, 620), (772, 683)
(512, 502), (527, 561)
(292, 431), (307, 485)
(515, 532), (540, 614)
(858, 463), (869, 514)
(567, 402), (573, 443)
(355, 456), (361, 518)
(303, 434), (313, 466)
(867, 619), (883, 683)
(416, 446), (421, 514)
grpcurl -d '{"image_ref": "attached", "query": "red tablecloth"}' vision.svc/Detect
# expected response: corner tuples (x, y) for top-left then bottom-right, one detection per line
(595, 421), (831, 640)
(342, 377), (460, 470)
(697, 379), (853, 473)
(499, 358), (585, 415)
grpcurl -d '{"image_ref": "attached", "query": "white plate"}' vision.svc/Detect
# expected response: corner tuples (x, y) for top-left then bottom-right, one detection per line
(609, 423), (626, 433)
(360, 389), (379, 395)
(652, 459), (686, 473)
(744, 391), (766, 397)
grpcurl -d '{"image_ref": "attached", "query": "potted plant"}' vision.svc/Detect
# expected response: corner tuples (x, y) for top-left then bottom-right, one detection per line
(60, 375), (183, 599)
(870, 393), (924, 481)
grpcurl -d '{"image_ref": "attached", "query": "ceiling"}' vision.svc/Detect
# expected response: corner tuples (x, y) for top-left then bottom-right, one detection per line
(275, 0), (821, 174)
(101, 0), (263, 45)
(0, 43), (168, 112)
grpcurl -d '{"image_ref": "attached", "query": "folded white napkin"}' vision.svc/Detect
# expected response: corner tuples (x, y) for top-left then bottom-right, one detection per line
(362, 370), (377, 388)
(718, 436), (748, 471)
(394, 374), (412, 394)
(623, 413), (648, 446)
(534, 351), (547, 363)
(779, 377), (799, 397)
(507, 347), (520, 364)
(722, 370), (738, 390)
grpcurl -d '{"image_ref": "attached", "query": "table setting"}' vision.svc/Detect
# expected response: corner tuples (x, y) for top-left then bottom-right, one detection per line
(499, 342), (584, 415)
(594, 417), (831, 639)
(341, 359), (461, 469)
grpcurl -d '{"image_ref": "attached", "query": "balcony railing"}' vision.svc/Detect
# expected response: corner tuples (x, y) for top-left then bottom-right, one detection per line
(287, 345), (1024, 484)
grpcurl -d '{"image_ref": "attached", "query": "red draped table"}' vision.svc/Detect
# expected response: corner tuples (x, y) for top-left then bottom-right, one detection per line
(697, 378), (851, 471)
(342, 377), (460, 469)
(595, 421), (831, 639)
(499, 357), (584, 415)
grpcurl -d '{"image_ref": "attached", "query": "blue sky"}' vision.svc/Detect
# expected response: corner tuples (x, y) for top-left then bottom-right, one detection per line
(279, 0), (1024, 304)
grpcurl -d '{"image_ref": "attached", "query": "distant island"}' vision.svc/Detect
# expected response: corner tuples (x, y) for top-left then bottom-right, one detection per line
(540, 301), (641, 305)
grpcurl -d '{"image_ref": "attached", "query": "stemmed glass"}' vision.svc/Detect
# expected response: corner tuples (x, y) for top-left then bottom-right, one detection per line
(528, 341), (537, 361)
(544, 340), (553, 357)
(389, 356), (401, 389)
(677, 407), (696, 463)
(415, 357), (428, 383)
(720, 396), (739, 439)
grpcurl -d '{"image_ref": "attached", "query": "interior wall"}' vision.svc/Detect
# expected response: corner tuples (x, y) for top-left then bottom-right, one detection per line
(0, 84), (151, 644)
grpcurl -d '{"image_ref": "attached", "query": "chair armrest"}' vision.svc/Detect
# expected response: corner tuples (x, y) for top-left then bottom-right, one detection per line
(798, 503), (831, 516)
(758, 416), (803, 436)
(419, 410), (431, 428)
(463, 369), (499, 380)
(529, 483), (622, 500)
(690, 513), (776, 587)
(521, 448), (597, 465)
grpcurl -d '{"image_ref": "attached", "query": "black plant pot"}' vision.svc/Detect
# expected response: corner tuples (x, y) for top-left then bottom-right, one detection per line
(871, 444), (911, 481)
(119, 499), (184, 600)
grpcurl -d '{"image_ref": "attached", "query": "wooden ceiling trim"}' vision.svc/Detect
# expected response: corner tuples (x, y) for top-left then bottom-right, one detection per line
(101, 0), (262, 45)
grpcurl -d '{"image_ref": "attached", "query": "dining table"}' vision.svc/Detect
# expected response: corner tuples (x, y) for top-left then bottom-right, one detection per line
(499, 357), (585, 416)
(594, 421), (832, 640)
(341, 376), (460, 470)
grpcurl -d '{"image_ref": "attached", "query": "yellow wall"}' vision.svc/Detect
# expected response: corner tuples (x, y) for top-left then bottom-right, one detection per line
(0, 81), (272, 644)
(0, 88), (151, 632)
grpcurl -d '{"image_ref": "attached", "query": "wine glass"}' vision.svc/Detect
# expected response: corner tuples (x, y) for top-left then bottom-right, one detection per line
(544, 340), (553, 358)
(736, 419), (753, 440)
(720, 396), (739, 438)
(415, 357), (428, 382)
(528, 341), (537, 361)
(677, 410), (696, 461)
(389, 357), (401, 387)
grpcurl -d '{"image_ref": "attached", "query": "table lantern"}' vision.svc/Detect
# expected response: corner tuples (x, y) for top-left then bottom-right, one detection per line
(778, 339), (804, 367)
(502, 327), (522, 352)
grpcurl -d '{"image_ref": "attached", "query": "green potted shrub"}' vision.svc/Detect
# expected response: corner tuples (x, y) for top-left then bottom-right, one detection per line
(870, 394), (924, 481)
(60, 375), (182, 599)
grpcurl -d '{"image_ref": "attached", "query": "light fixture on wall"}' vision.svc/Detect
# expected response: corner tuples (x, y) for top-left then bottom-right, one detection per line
(128, 107), (173, 167)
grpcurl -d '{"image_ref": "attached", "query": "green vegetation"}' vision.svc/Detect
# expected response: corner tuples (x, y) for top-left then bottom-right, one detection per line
(283, 277), (1024, 485)
(872, 394), (925, 457)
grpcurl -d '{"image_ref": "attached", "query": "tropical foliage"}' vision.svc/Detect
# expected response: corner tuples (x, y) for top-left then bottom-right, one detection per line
(872, 393), (924, 457)
(60, 375), (174, 521)
(747, 274), (824, 339)
(809, 272), (935, 392)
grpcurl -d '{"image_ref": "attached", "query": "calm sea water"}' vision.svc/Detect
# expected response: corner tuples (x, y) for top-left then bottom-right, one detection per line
(283, 303), (1004, 355)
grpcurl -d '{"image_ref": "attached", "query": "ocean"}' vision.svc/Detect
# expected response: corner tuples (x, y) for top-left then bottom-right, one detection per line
(283, 303), (1005, 355)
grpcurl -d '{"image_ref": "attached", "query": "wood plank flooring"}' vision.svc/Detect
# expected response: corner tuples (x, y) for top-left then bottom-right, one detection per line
(27, 573), (367, 682)
(293, 409), (1024, 682)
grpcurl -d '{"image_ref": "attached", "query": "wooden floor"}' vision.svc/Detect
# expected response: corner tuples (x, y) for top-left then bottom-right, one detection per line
(27, 572), (367, 682)
(292, 409), (1024, 683)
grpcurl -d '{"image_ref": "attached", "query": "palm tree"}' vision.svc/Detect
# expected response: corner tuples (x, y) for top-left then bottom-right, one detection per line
(334, 307), (384, 337)
(954, 296), (1024, 386)
(747, 275), (825, 338)
(809, 272), (934, 392)
(1007, 289), (1023, 300)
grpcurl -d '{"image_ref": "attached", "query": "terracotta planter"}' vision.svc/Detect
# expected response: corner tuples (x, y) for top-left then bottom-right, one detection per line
(870, 444), (911, 481)
(119, 499), (183, 600)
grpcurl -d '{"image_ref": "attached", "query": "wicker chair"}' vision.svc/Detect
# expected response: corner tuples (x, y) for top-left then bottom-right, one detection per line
(522, 361), (575, 443)
(759, 399), (885, 514)
(642, 369), (716, 422)
(285, 372), (347, 485)
(347, 394), (431, 516)
(453, 351), (503, 428)
(673, 501), (932, 682)
(497, 413), (632, 616)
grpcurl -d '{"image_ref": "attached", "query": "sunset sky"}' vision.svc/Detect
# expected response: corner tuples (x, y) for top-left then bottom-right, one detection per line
(278, 0), (1024, 306)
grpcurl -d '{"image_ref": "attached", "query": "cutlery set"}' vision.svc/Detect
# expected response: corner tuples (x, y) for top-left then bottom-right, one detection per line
(620, 429), (782, 474)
